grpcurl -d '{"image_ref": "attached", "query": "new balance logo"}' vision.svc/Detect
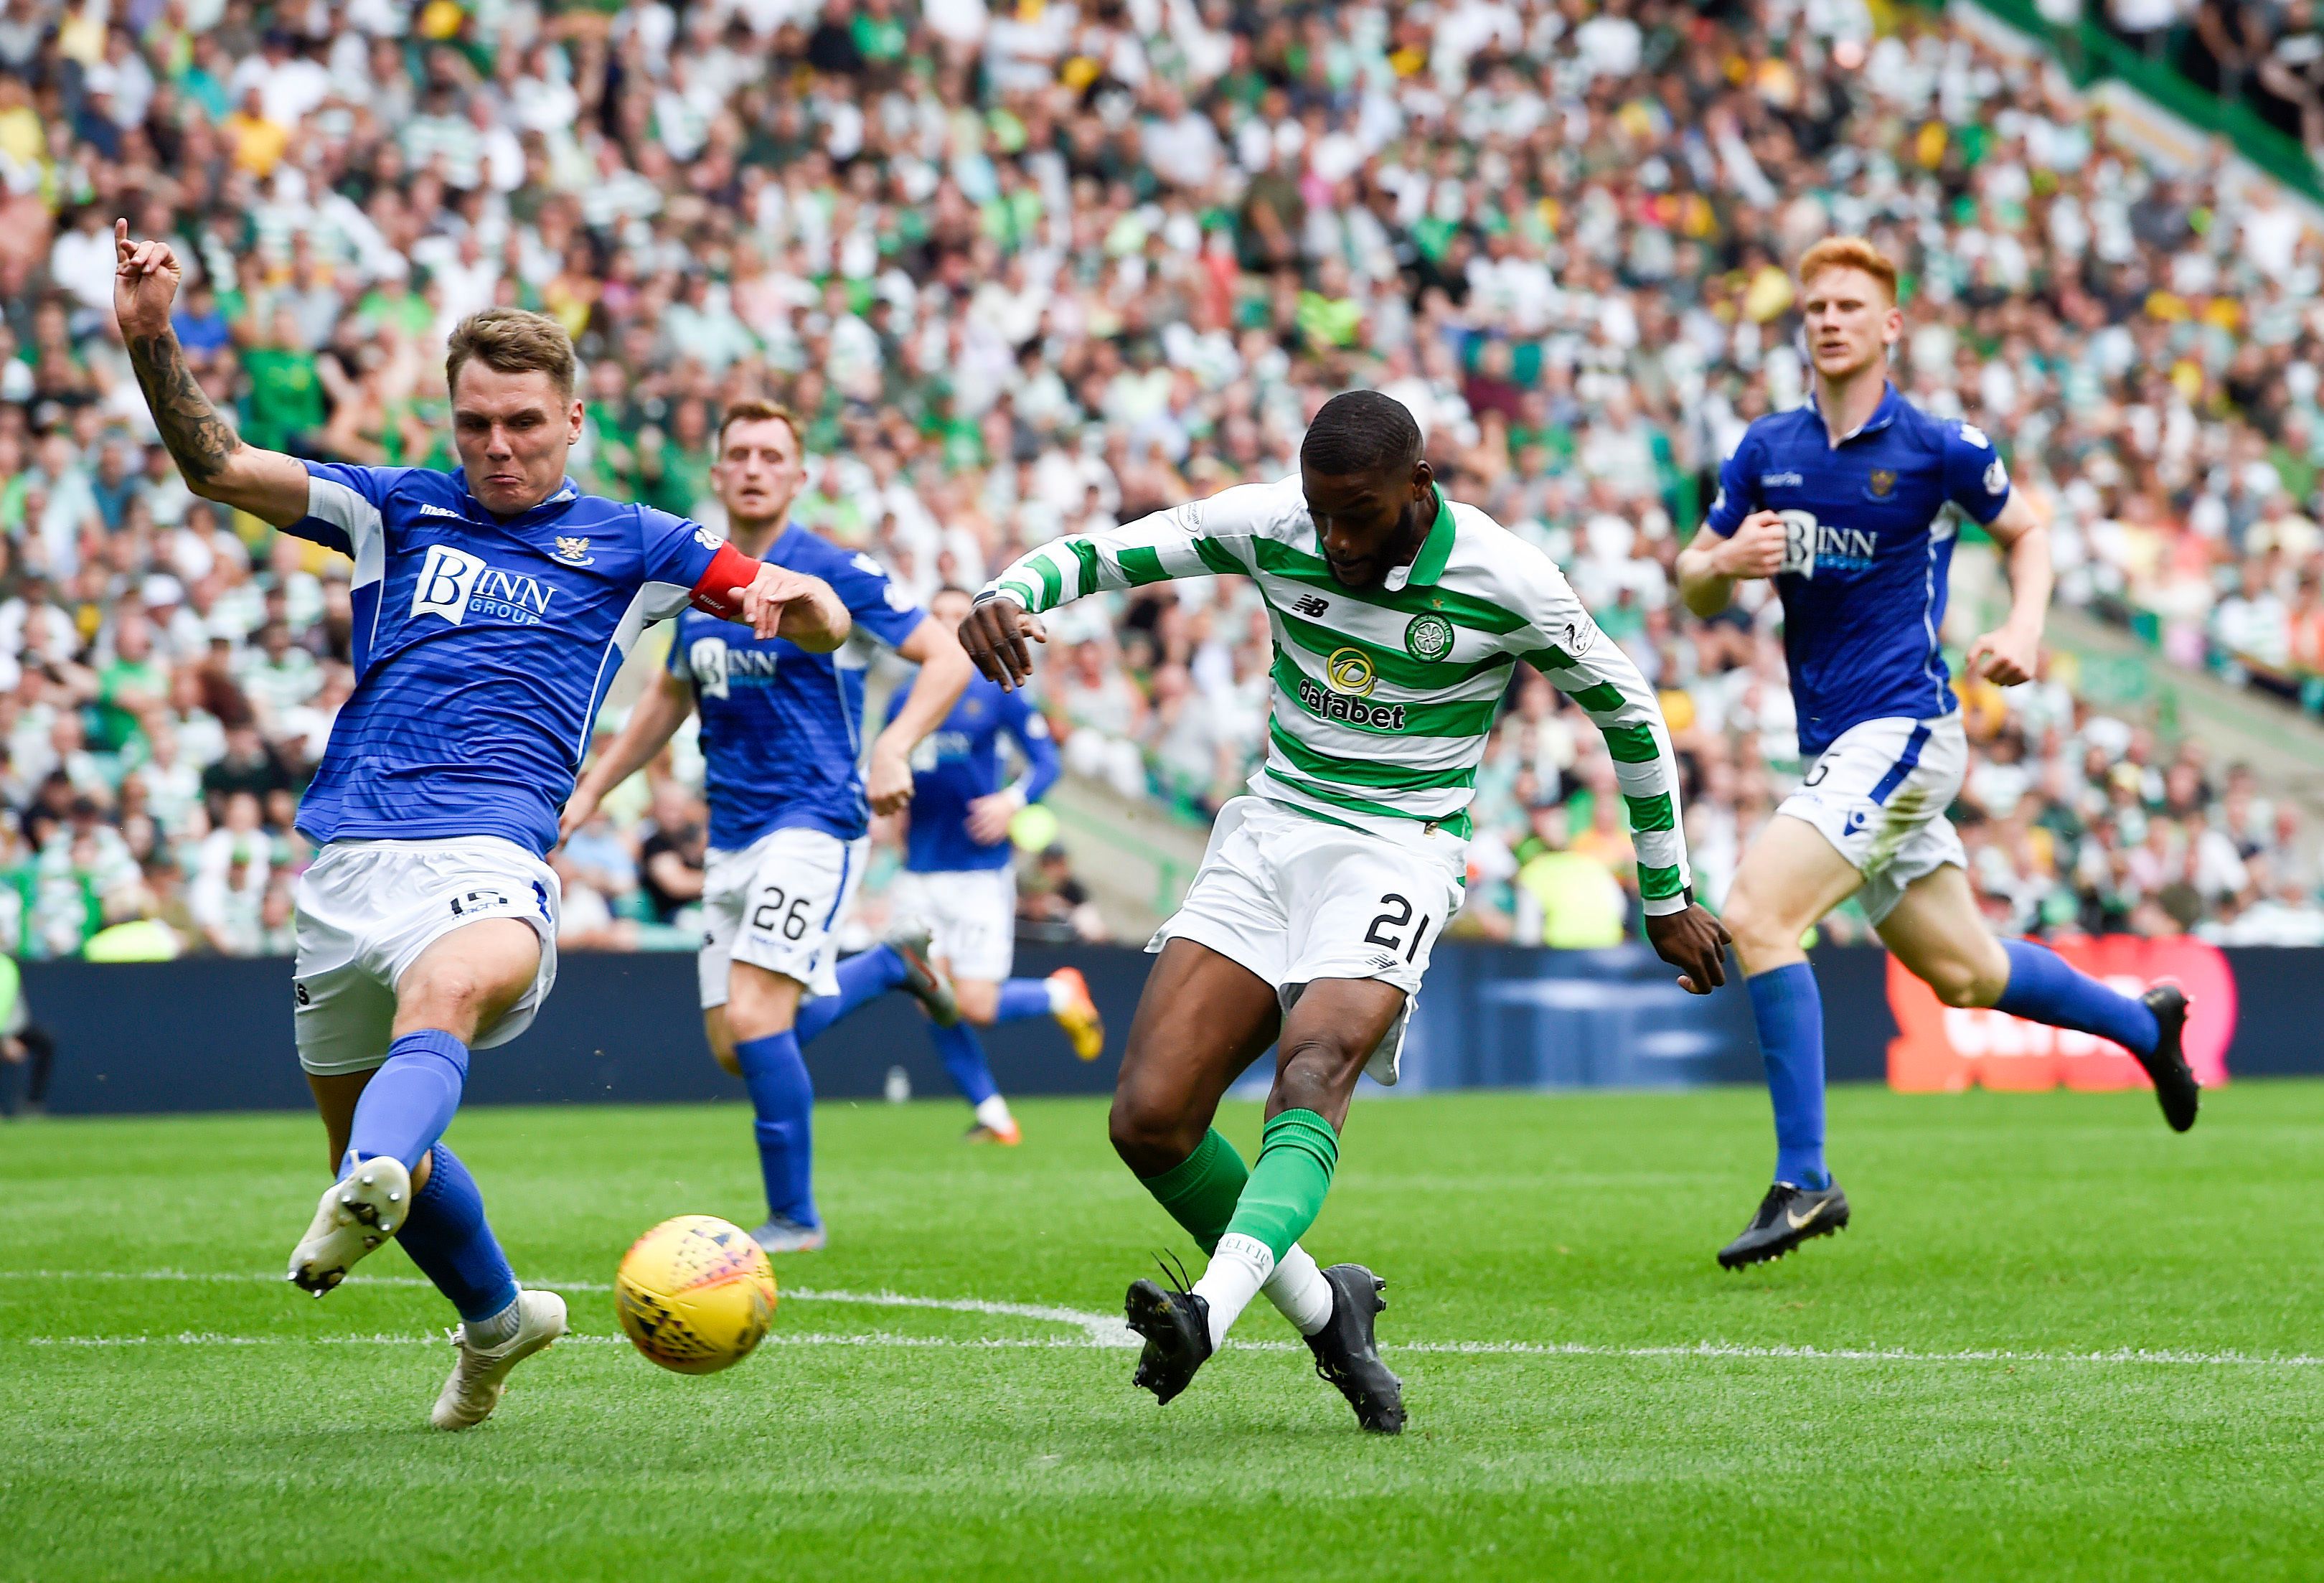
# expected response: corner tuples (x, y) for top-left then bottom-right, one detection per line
(1292, 595), (1329, 618)
(411, 544), (558, 627)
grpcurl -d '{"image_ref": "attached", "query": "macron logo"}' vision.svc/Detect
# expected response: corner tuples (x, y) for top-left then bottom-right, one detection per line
(417, 502), (467, 521)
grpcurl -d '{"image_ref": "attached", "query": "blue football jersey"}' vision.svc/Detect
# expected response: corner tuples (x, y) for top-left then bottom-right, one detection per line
(890, 672), (1061, 873)
(671, 525), (929, 850)
(1703, 383), (2011, 757)
(287, 463), (723, 855)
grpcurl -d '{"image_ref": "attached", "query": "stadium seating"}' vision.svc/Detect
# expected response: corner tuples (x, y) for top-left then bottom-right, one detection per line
(0, 0), (2319, 960)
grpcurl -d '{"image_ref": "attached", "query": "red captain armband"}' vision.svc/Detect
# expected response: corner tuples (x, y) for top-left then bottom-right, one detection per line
(688, 541), (760, 619)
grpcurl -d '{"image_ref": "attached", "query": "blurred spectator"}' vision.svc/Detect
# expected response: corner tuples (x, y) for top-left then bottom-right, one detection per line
(0, 0), (2315, 962)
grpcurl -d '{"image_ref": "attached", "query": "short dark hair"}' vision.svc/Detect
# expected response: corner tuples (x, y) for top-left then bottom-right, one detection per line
(1301, 390), (1422, 478)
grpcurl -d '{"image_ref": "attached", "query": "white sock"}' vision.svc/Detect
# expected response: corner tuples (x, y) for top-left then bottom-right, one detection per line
(464, 1289), (524, 1348)
(974, 1094), (1012, 1130)
(1262, 1243), (1334, 1336)
(1045, 976), (1070, 1013)
(1190, 1232), (1274, 1351)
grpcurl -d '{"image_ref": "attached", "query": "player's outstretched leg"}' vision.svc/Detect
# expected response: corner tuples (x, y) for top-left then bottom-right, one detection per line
(1109, 941), (1375, 1422)
(1120, 967), (1403, 1415)
(1879, 867), (2198, 1131)
(794, 932), (956, 1044)
(1992, 942), (2195, 1130)
(295, 921), (564, 1427)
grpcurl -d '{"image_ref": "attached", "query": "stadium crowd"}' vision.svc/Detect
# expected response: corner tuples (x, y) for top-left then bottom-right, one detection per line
(0, 0), (2322, 959)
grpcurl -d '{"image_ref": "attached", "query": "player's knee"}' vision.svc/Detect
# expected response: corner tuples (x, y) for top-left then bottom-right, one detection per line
(1721, 889), (1797, 971)
(1271, 1033), (1364, 1112)
(1922, 954), (2005, 1010)
(1108, 1085), (1200, 1176)
(724, 972), (798, 1043)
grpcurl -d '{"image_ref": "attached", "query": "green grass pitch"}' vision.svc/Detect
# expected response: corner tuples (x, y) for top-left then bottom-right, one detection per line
(4, 1081), (2323, 1582)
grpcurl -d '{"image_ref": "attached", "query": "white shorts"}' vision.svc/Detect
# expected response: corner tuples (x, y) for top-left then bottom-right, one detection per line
(697, 827), (870, 1010)
(892, 867), (1018, 983)
(293, 837), (562, 1077)
(1149, 796), (1467, 1085)
(1779, 713), (1969, 925)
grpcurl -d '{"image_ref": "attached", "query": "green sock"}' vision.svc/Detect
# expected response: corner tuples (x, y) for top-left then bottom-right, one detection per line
(1220, 1109), (1340, 1262)
(1136, 1127), (1250, 1254)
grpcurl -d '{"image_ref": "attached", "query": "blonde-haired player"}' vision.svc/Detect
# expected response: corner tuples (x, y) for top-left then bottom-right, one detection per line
(1674, 237), (2198, 1268)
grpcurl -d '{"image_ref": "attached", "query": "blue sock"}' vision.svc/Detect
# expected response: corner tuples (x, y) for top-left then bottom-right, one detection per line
(1748, 963), (1829, 1190)
(791, 946), (908, 1046)
(1995, 939), (2159, 1057)
(929, 1020), (1000, 1107)
(397, 1144), (518, 1323)
(343, 1030), (469, 1176)
(993, 977), (1053, 1023)
(733, 1030), (817, 1228)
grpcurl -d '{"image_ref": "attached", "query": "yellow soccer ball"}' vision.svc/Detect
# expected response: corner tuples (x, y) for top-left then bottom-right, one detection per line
(615, 1215), (778, 1374)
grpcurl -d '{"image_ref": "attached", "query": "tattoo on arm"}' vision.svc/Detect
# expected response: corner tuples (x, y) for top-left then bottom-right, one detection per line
(124, 332), (238, 485)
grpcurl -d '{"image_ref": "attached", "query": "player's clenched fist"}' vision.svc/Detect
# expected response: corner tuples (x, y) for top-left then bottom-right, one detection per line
(959, 596), (1047, 692)
(113, 219), (183, 339)
(1710, 509), (1787, 580)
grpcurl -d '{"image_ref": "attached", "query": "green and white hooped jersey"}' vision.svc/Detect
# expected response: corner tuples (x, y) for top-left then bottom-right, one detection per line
(977, 475), (1695, 914)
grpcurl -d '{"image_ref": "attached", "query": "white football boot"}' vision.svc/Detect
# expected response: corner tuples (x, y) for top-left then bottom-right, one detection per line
(286, 1156), (413, 1296)
(431, 1289), (568, 1431)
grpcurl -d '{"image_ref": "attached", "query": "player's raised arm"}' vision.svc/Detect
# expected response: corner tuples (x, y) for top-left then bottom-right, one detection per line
(964, 494), (1258, 689)
(560, 666), (695, 845)
(687, 540), (851, 649)
(1518, 565), (1730, 993)
(113, 220), (311, 527)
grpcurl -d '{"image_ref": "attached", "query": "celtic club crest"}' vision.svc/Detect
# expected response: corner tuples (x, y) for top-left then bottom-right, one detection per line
(1404, 613), (1455, 662)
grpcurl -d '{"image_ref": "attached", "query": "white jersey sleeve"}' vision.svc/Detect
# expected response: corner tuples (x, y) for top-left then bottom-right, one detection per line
(977, 481), (1293, 611)
(1499, 542), (1696, 915)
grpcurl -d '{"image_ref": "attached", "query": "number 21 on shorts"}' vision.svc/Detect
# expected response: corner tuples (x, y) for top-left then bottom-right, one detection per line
(1363, 893), (1431, 964)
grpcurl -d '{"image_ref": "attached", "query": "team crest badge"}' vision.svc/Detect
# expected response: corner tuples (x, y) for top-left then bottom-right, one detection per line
(1404, 613), (1455, 662)
(1868, 470), (1895, 498)
(1325, 647), (1377, 697)
(552, 535), (596, 565)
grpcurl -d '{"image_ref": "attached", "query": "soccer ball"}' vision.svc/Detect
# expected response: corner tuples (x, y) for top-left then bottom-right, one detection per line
(615, 1214), (778, 1374)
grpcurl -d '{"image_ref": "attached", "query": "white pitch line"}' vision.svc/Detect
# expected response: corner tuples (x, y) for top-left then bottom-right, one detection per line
(0, 1269), (1140, 1348)
(8, 1272), (2324, 1371)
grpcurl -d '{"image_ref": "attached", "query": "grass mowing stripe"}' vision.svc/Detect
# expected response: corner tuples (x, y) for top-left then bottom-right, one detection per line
(9, 1091), (2322, 1582)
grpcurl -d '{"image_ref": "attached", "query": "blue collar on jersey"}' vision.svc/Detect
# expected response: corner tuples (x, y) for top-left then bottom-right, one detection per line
(446, 468), (583, 526)
(1802, 380), (1904, 447)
